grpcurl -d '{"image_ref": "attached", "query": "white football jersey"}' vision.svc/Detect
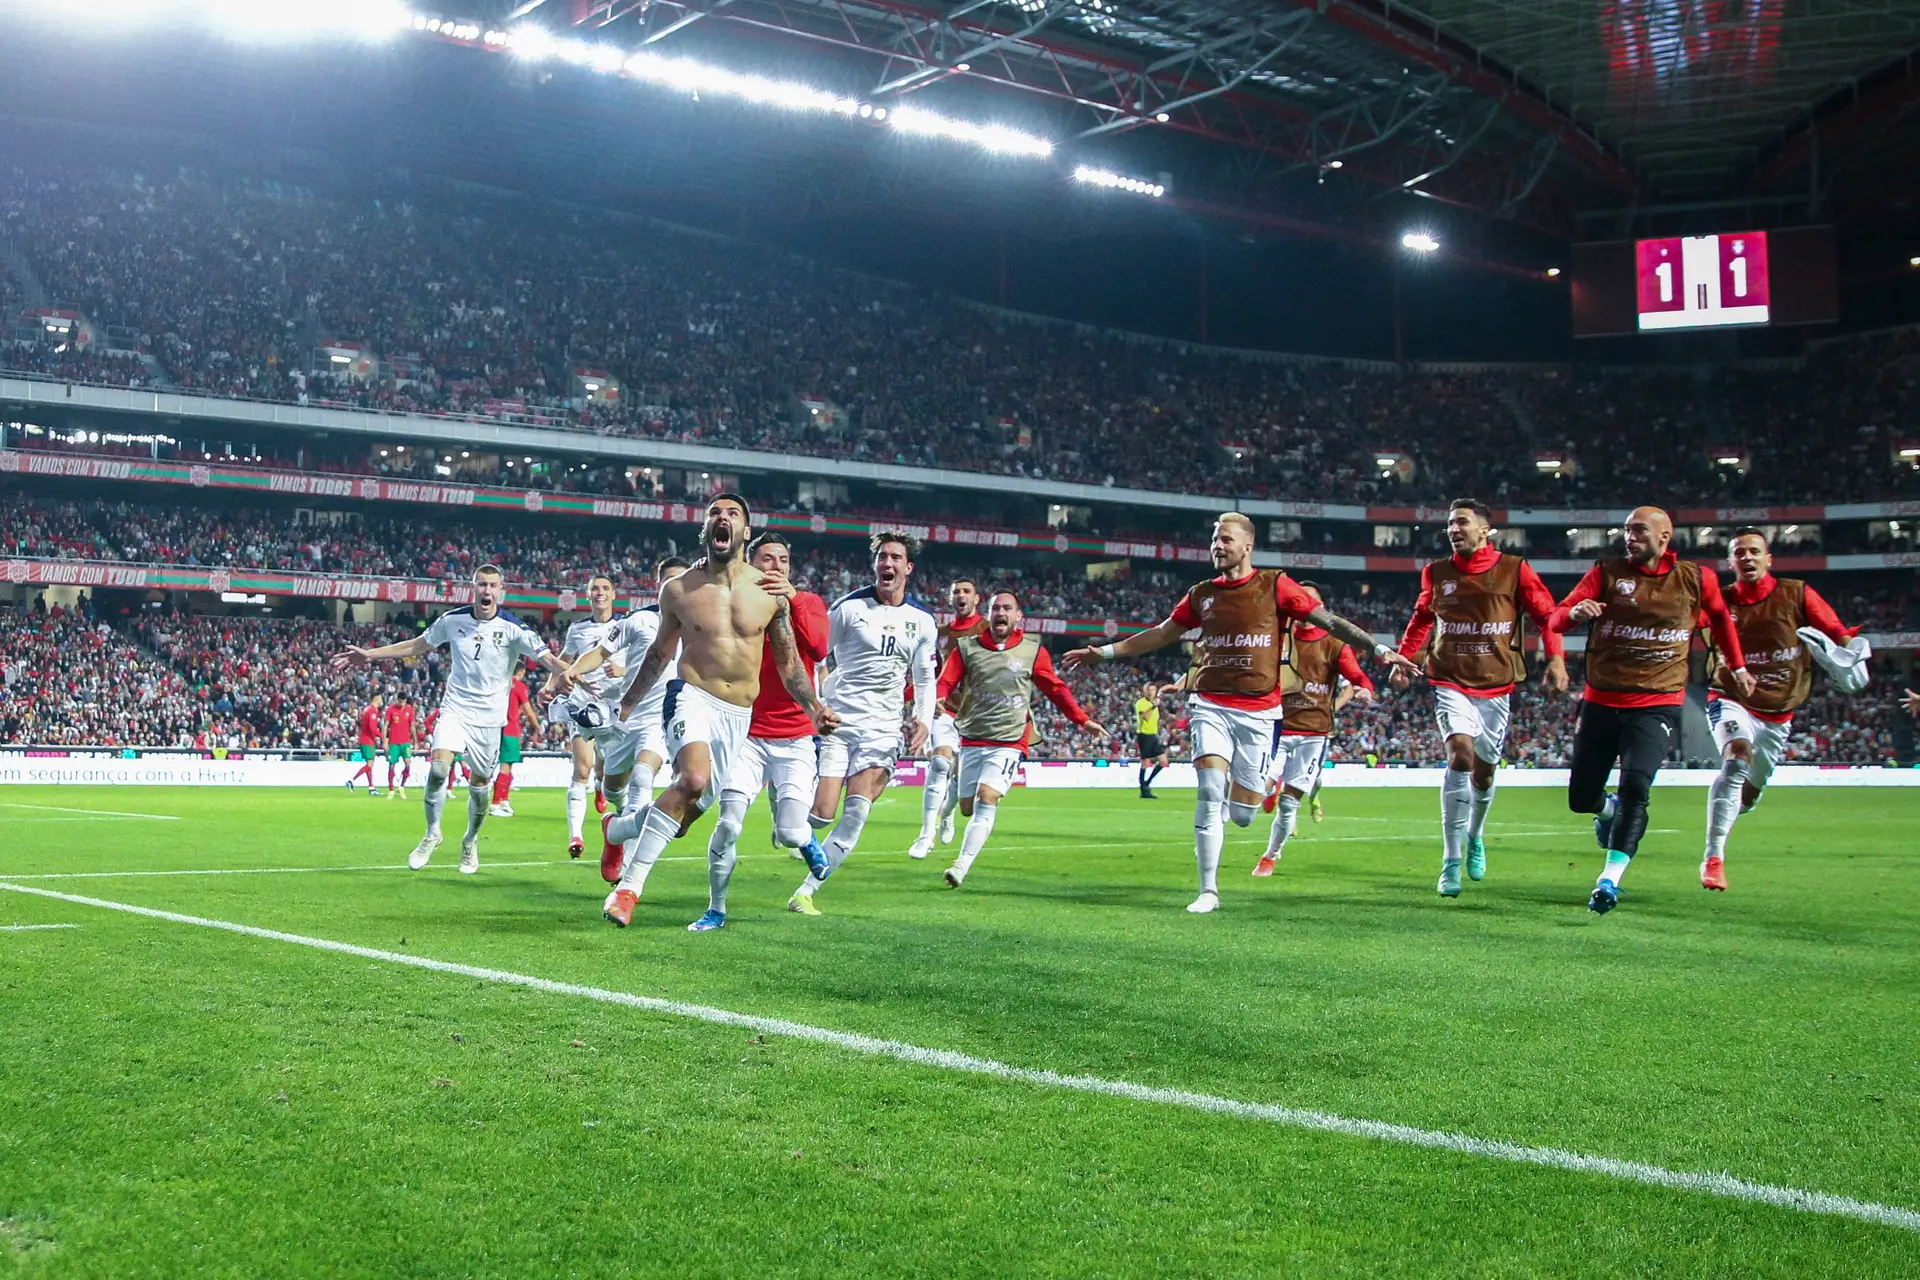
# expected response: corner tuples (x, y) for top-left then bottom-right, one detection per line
(604, 605), (674, 727)
(561, 614), (625, 701)
(820, 587), (938, 731)
(421, 607), (548, 725)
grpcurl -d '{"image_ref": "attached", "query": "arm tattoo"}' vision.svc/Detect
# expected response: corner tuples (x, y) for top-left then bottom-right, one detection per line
(768, 612), (817, 708)
(1307, 607), (1380, 656)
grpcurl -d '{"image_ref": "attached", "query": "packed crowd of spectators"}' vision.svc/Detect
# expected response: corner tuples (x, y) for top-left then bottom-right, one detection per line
(5, 145), (1918, 508)
(0, 601), (249, 747)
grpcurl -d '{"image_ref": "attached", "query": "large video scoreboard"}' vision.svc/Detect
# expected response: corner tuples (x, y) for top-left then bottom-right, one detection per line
(1572, 225), (1836, 338)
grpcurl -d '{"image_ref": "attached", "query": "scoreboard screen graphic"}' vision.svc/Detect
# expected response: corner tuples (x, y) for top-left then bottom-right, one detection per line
(1634, 232), (1769, 331)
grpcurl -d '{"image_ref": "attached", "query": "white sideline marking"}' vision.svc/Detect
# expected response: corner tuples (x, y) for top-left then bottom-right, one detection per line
(0, 922), (77, 931)
(2, 861), (563, 881)
(0, 803), (180, 820)
(1, 881), (1914, 1235)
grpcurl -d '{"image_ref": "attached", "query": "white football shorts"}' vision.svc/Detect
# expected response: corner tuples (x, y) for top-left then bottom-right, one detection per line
(1267, 733), (1328, 796)
(956, 744), (1023, 801)
(930, 711), (960, 755)
(1707, 697), (1791, 792)
(724, 735), (819, 805)
(429, 705), (501, 781)
(816, 721), (902, 781)
(662, 680), (753, 809)
(1434, 685), (1511, 766)
(1187, 695), (1277, 794)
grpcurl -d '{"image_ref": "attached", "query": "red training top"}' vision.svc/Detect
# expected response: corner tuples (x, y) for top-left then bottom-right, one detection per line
(750, 590), (831, 739)
(936, 628), (1091, 748)
(1705, 574), (1854, 724)
(1167, 570), (1323, 712)
(384, 702), (417, 746)
(1549, 550), (1744, 709)
(1397, 544), (1565, 699)
(357, 705), (383, 746)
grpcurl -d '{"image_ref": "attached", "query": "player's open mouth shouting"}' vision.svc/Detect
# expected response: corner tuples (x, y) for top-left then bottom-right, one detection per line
(705, 508), (739, 560)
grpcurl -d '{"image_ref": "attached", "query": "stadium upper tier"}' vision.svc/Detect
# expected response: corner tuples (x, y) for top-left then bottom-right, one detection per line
(4, 151), (1919, 511)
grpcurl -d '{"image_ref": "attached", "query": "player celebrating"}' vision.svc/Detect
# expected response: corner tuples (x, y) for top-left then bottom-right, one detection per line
(346, 692), (384, 794)
(594, 495), (835, 927)
(695, 531), (831, 932)
(553, 574), (624, 856)
(938, 590), (1103, 887)
(1697, 528), (1861, 891)
(383, 692), (417, 799)
(552, 555), (691, 880)
(1550, 506), (1753, 915)
(331, 565), (569, 874)
(1134, 681), (1171, 799)
(489, 674), (541, 817)
(1254, 583), (1375, 877)
(908, 577), (983, 860)
(791, 532), (939, 917)
(1391, 498), (1569, 896)
(1066, 512), (1418, 913)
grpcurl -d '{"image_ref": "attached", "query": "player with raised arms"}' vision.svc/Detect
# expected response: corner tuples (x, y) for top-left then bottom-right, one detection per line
(937, 589), (1104, 888)
(693, 530), (832, 931)
(1389, 498), (1569, 896)
(330, 565), (569, 874)
(1550, 506), (1753, 915)
(789, 532), (939, 917)
(589, 495), (836, 927)
(1697, 528), (1864, 891)
(908, 577), (983, 860)
(1065, 512), (1419, 913)
(1253, 581), (1375, 878)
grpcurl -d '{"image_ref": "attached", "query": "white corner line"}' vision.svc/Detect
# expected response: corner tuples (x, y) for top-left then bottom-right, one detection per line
(0, 880), (1914, 1235)
(0, 803), (180, 820)
(0, 922), (78, 931)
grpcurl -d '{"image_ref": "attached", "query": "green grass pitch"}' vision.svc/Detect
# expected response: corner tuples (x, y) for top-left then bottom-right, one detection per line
(2, 781), (1917, 1276)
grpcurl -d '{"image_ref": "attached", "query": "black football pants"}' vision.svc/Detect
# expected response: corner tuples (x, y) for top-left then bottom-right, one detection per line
(1568, 701), (1681, 858)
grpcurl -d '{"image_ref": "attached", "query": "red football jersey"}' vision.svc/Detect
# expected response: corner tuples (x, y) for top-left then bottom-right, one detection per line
(502, 680), (532, 736)
(356, 705), (383, 745)
(384, 703), (417, 746)
(749, 591), (830, 739)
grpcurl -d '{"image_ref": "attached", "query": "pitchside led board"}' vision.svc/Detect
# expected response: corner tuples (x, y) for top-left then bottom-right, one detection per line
(1571, 226), (1838, 338)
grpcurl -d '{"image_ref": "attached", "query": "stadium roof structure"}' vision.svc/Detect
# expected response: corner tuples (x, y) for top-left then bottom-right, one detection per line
(490, 0), (1920, 237)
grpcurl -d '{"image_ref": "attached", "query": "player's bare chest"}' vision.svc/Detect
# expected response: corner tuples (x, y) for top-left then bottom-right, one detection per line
(681, 581), (774, 638)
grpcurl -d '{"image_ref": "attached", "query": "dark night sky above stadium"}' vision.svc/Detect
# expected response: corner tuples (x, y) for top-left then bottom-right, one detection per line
(0, 21), (1914, 363)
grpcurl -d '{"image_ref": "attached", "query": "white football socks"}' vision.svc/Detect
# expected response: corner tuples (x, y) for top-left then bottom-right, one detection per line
(616, 805), (681, 895)
(1704, 756), (1749, 861)
(1266, 794), (1300, 858)
(1599, 849), (1632, 887)
(802, 794), (871, 895)
(464, 783), (490, 842)
(1194, 770), (1227, 895)
(953, 799), (998, 877)
(706, 793), (749, 913)
(1467, 780), (1496, 843)
(1440, 768), (1472, 866)
(919, 755), (952, 840)
(422, 764), (450, 837)
(566, 782), (588, 840)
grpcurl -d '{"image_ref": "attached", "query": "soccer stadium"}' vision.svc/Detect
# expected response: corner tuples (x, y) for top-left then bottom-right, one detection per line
(2, 0), (1919, 1272)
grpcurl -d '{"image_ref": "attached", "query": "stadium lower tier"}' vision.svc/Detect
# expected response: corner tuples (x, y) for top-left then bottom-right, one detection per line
(2, 605), (1909, 767)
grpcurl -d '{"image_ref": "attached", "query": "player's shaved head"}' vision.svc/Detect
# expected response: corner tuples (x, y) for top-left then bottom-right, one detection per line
(1622, 506), (1673, 567)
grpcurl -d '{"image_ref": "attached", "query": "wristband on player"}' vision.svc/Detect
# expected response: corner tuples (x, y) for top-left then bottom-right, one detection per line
(1096, 644), (1117, 661)
(1373, 642), (1393, 660)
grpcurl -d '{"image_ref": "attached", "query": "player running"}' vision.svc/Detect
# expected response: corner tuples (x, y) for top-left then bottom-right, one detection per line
(1254, 583), (1375, 878)
(790, 532), (939, 917)
(909, 577), (983, 860)
(592, 495), (836, 927)
(1134, 682), (1171, 799)
(551, 555), (691, 881)
(1390, 498), (1570, 896)
(383, 693), (417, 799)
(346, 693), (384, 794)
(1065, 512), (1418, 913)
(1697, 528), (1863, 891)
(938, 590), (1103, 887)
(1549, 506), (1753, 915)
(489, 675), (541, 817)
(553, 574), (624, 856)
(330, 565), (569, 874)
(694, 531), (832, 931)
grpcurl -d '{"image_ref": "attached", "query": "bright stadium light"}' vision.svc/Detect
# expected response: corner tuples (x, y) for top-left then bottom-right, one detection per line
(888, 105), (1053, 157)
(1072, 165), (1165, 198)
(621, 52), (860, 117)
(1401, 231), (1440, 253)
